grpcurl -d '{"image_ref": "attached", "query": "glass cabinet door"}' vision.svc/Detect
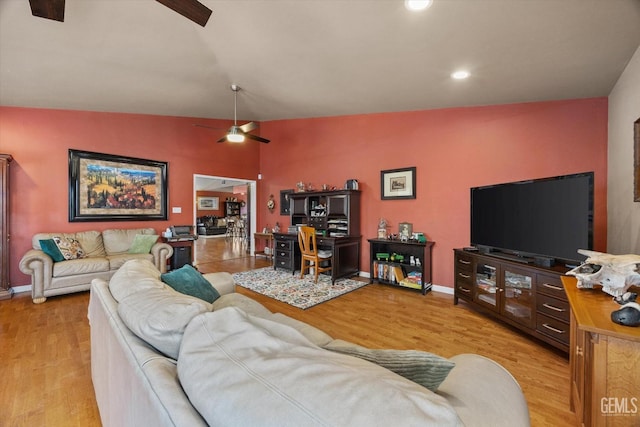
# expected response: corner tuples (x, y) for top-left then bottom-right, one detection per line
(502, 268), (534, 327)
(474, 262), (498, 311)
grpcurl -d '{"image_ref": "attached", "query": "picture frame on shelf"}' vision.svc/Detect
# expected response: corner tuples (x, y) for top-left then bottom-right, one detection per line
(197, 196), (219, 210)
(399, 222), (413, 241)
(381, 167), (416, 200)
(280, 189), (294, 215)
(68, 149), (168, 222)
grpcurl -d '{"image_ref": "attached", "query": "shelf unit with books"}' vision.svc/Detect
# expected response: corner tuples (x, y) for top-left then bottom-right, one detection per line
(368, 239), (434, 295)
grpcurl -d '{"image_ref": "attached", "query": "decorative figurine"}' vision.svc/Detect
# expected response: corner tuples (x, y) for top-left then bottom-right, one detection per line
(567, 249), (640, 297)
(377, 218), (388, 239)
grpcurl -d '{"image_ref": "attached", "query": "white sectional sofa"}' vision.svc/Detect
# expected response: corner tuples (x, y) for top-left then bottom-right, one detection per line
(89, 259), (531, 427)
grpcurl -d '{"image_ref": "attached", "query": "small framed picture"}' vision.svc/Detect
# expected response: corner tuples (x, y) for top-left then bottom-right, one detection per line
(381, 167), (416, 200)
(399, 222), (413, 240)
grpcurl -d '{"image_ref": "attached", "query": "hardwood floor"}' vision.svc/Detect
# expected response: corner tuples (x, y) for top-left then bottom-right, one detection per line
(1, 236), (577, 426)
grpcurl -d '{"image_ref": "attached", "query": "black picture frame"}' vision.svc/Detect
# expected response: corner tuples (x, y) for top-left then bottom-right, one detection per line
(69, 149), (168, 222)
(635, 117), (640, 202)
(280, 189), (294, 215)
(381, 167), (416, 200)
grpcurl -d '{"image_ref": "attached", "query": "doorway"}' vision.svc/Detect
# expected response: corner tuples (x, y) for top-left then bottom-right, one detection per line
(193, 174), (257, 265)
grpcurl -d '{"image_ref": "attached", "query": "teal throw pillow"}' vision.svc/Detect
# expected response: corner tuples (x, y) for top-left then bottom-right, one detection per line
(128, 234), (159, 254)
(161, 264), (221, 303)
(39, 239), (65, 262)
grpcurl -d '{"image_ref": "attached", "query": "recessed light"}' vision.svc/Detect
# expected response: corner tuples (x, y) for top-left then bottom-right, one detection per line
(451, 70), (470, 80)
(404, 0), (433, 11)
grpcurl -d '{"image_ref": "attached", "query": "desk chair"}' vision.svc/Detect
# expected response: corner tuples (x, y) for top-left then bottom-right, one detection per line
(298, 226), (333, 283)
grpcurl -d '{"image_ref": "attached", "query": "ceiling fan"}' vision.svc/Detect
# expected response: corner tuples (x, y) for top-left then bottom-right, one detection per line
(28, 0), (212, 27)
(196, 85), (270, 144)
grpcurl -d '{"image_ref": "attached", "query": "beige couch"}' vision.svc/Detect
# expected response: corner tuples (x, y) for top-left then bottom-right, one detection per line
(20, 228), (173, 303)
(89, 259), (531, 427)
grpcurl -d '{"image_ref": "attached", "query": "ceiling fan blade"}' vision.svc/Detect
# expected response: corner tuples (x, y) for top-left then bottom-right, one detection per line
(239, 121), (258, 134)
(216, 135), (228, 143)
(155, 0), (212, 27)
(29, 0), (65, 22)
(245, 133), (270, 144)
(194, 124), (225, 131)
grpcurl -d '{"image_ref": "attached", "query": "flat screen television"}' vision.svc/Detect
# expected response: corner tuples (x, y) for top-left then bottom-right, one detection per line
(470, 172), (594, 265)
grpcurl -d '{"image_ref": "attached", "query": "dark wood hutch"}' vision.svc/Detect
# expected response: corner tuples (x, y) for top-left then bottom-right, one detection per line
(273, 189), (361, 282)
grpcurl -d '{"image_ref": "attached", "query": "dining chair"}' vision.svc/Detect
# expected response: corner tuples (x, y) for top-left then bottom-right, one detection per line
(298, 226), (333, 283)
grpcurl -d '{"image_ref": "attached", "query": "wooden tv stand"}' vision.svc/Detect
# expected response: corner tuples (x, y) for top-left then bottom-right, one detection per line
(453, 249), (571, 353)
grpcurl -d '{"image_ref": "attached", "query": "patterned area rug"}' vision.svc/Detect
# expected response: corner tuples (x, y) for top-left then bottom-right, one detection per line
(232, 267), (368, 309)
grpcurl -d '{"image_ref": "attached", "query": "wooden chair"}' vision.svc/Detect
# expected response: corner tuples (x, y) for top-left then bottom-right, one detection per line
(298, 226), (333, 283)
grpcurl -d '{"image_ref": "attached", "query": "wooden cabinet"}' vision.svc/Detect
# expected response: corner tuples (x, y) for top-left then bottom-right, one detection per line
(273, 234), (300, 273)
(563, 276), (640, 427)
(224, 201), (241, 217)
(0, 154), (12, 300)
(454, 249), (570, 353)
(369, 239), (434, 295)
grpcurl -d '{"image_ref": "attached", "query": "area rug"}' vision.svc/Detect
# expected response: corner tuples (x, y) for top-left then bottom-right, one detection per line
(232, 267), (368, 309)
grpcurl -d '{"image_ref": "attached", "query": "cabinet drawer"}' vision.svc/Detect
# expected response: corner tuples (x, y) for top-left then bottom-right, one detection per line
(536, 274), (567, 300)
(275, 239), (294, 250)
(275, 250), (292, 260)
(536, 313), (569, 345)
(455, 282), (473, 298)
(274, 256), (295, 270)
(456, 254), (473, 271)
(537, 294), (570, 322)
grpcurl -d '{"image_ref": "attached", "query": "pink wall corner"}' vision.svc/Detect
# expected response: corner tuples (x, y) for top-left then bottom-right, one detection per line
(258, 98), (608, 288)
(1, 107), (261, 287)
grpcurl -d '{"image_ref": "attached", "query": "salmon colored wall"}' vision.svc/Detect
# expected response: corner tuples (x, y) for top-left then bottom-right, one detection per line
(257, 98), (608, 288)
(1, 107), (261, 287)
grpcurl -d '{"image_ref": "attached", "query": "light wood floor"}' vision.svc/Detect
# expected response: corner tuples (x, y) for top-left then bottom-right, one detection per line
(1, 236), (577, 426)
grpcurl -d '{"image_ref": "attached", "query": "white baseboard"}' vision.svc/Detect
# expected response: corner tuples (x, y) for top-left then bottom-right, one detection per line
(11, 284), (31, 294)
(357, 272), (453, 295)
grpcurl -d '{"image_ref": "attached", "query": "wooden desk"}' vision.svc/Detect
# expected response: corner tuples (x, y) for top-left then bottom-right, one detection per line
(254, 232), (274, 261)
(562, 276), (640, 427)
(272, 233), (361, 282)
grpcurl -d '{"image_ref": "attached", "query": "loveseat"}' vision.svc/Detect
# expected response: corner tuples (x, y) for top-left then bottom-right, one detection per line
(89, 259), (531, 427)
(196, 216), (227, 236)
(20, 228), (173, 303)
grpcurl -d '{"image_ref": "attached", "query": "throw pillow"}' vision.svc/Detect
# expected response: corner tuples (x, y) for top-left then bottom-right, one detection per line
(128, 234), (159, 254)
(52, 236), (86, 260)
(39, 239), (65, 262)
(324, 339), (455, 392)
(161, 264), (221, 303)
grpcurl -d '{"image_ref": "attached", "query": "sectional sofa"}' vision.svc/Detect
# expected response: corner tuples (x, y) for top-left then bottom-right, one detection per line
(89, 259), (530, 426)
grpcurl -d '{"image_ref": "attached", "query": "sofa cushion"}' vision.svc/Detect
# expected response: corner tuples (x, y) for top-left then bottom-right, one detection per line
(53, 257), (110, 278)
(53, 236), (86, 260)
(161, 265), (221, 303)
(108, 259), (164, 302)
(128, 234), (159, 254)
(178, 307), (460, 427)
(118, 285), (212, 359)
(39, 239), (65, 262)
(201, 272), (235, 295)
(103, 228), (156, 255)
(323, 339), (455, 392)
(107, 253), (154, 271)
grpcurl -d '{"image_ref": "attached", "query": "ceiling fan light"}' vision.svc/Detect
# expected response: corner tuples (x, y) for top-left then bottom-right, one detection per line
(227, 128), (245, 143)
(405, 0), (433, 11)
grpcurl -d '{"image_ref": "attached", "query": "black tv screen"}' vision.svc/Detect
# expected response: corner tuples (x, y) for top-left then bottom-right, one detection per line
(470, 172), (593, 264)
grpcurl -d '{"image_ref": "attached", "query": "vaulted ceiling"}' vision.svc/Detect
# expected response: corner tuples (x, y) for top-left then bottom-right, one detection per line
(1, 0), (639, 122)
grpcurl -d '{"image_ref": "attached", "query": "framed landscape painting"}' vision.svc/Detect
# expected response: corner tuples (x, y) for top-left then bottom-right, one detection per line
(198, 196), (219, 210)
(68, 149), (168, 222)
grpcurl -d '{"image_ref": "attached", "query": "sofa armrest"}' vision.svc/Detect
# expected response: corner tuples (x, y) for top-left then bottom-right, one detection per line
(150, 243), (173, 274)
(19, 249), (53, 304)
(436, 353), (530, 427)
